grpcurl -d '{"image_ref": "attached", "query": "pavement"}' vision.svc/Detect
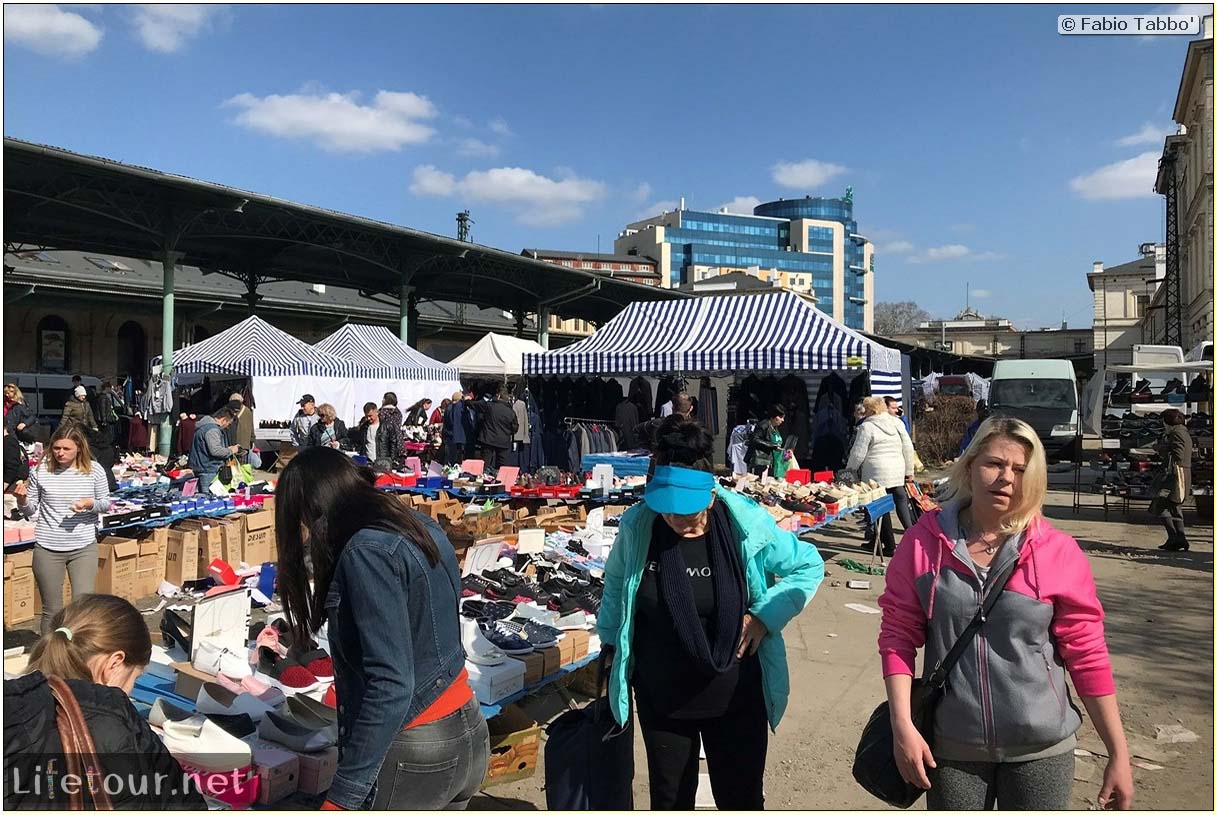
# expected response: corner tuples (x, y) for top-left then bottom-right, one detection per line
(470, 486), (1215, 811)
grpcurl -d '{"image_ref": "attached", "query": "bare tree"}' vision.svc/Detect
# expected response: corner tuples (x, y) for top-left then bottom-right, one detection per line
(873, 301), (933, 337)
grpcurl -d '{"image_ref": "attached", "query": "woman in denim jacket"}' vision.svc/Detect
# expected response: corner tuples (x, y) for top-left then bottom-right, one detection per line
(276, 448), (488, 810)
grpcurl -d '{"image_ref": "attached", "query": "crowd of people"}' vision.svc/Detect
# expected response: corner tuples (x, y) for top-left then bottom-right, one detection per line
(2, 372), (1153, 810)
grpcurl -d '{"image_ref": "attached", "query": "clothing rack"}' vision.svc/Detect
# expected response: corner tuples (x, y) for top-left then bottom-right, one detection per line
(564, 417), (611, 424)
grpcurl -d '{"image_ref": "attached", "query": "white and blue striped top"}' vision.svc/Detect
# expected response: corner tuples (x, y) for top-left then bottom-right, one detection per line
(20, 461), (112, 552)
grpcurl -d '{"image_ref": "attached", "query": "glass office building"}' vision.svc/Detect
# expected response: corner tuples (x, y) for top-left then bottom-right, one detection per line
(614, 195), (874, 331)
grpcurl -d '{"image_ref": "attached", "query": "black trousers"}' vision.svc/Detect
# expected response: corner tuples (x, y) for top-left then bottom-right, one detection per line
(479, 445), (508, 471)
(1150, 496), (1187, 544)
(636, 682), (768, 810)
(872, 485), (915, 552)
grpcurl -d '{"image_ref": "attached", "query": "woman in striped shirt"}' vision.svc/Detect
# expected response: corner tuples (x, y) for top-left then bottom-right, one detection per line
(15, 423), (112, 634)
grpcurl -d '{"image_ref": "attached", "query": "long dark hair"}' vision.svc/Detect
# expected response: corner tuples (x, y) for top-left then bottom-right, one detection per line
(275, 447), (440, 648)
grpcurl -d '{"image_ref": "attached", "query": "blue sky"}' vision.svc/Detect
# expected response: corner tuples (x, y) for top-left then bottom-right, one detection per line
(3, 3), (1207, 329)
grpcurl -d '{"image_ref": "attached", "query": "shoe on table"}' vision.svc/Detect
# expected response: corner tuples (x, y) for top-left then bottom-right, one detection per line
(514, 602), (560, 626)
(258, 710), (337, 753)
(159, 716), (253, 773)
(256, 646), (322, 693)
(283, 696), (339, 741)
(479, 621), (533, 656)
(461, 617), (507, 666)
(215, 671), (286, 707)
(289, 646), (334, 682)
(287, 693), (339, 727)
(194, 640), (253, 679)
(462, 574), (493, 597)
(197, 681), (277, 722)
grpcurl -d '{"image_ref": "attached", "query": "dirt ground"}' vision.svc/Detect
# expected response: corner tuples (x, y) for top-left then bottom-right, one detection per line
(470, 485), (1215, 811)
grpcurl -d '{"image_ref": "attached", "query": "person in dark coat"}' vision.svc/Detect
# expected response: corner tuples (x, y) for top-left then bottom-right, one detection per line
(5, 595), (206, 809)
(1152, 408), (1193, 551)
(3, 426), (29, 494)
(475, 390), (518, 471)
(307, 403), (348, 449)
(746, 405), (787, 476)
(442, 391), (471, 466)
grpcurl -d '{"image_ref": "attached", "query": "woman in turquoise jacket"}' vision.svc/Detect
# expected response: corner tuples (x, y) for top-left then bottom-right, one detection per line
(597, 417), (824, 810)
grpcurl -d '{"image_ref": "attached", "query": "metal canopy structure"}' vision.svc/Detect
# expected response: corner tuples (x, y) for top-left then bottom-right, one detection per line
(3, 138), (682, 325)
(4, 136), (684, 453)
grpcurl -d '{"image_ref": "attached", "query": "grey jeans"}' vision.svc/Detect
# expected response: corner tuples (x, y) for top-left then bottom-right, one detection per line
(32, 542), (98, 634)
(927, 753), (1074, 810)
(370, 697), (491, 810)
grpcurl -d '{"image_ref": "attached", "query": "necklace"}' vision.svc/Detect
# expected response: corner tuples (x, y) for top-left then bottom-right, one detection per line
(960, 518), (1000, 556)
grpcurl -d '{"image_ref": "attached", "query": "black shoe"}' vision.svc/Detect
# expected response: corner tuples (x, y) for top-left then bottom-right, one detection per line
(1158, 540), (1190, 552)
(160, 609), (192, 653)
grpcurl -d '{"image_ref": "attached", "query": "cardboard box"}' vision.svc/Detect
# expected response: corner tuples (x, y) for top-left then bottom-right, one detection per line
(535, 645), (562, 677)
(164, 529), (200, 586)
(566, 629), (591, 662)
(171, 660), (217, 700)
(507, 650), (544, 686)
(132, 528), (169, 599)
(243, 509), (276, 566)
(219, 514), (247, 565)
(6, 550), (33, 571)
(96, 538), (141, 599)
(250, 741), (299, 804)
(5, 568), (36, 624)
(176, 520), (224, 573)
(467, 658), (526, 705)
(296, 746), (339, 795)
(482, 704), (541, 788)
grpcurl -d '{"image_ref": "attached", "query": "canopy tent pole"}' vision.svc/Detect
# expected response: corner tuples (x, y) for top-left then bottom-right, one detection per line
(158, 250), (177, 456)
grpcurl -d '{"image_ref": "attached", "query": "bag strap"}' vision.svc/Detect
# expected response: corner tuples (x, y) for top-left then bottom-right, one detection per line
(924, 559), (1017, 691)
(46, 675), (114, 810)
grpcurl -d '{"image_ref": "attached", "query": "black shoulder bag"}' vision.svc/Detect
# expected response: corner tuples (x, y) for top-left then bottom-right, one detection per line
(852, 562), (1016, 808)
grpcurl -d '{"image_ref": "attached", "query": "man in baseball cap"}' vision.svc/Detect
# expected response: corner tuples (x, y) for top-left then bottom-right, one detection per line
(292, 395), (319, 448)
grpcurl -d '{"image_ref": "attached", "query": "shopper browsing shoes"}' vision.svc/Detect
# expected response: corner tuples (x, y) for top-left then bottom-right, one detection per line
(746, 404), (788, 477)
(188, 404), (242, 493)
(474, 389), (518, 472)
(845, 397), (916, 557)
(275, 448), (489, 809)
(878, 417), (1134, 810)
(598, 417), (825, 810)
(307, 403), (348, 449)
(5, 595), (206, 809)
(15, 424), (111, 634)
(1151, 408), (1192, 551)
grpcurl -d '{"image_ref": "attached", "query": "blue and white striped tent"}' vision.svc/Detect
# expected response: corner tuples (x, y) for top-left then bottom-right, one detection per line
(315, 324), (458, 381)
(523, 291), (902, 380)
(174, 315), (360, 377)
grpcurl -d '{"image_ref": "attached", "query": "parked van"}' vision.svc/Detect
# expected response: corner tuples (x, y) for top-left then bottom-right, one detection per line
(989, 359), (1080, 462)
(2, 373), (102, 430)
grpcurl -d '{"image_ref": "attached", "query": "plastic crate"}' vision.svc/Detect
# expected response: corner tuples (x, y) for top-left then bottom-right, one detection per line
(784, 469), (812, 485)
(813, 471), (835, 483)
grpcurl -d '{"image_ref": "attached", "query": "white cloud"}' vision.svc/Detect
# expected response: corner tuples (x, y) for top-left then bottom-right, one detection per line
(636, 200), (679, 220)
(970, 288), (992, 299)
(4, 4), (102, 57)
(881, 240), (915, 255)
(1069, 151), (1159, 200)
(451, 114), (473, 128)
(950, 223), (975, 233)
(488, 117), (513, 137)
(225, 89), (438, 152)
(456, 138), (500, 158)
(1115, 123), (1172, 147)
(631, 182), (652, 203)
(906, 244), (1005, 264)
(131, 4), (221, 53)
(771, 158), (847, 189)
(716, 195), (762, 215)
(410, 164), (606, 226)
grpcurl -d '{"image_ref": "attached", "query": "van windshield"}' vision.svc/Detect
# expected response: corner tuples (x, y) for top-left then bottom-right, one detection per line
(991, 379), (1075, 410)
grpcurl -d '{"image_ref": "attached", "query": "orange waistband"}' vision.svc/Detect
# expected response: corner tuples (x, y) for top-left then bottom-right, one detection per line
(404, 668), (474, 730)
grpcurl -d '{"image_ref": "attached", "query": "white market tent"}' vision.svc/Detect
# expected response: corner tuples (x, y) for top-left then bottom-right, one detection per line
(449, 332), (547, 377)
(173, 315), (364, 423)
(522, 291), (904, 400)
(315, 324), (462, 419)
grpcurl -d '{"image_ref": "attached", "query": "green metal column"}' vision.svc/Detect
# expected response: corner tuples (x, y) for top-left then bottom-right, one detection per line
(399, 279), (412, 342)
(537, 307), (551, 350)
(158, 252), (176, 456)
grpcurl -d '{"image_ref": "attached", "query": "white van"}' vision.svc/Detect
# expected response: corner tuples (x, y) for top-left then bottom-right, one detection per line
(2, 372), (102, 429)
(989, 359), (1080, 462)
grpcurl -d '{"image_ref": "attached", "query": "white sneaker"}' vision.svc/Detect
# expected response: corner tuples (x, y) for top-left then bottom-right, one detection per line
(160, 716), (253, 773)
(554, 611), (590, 630)
(461, 617), (506, 666)
(196, 681), (276, 722)
(513, 602), (559, 627)
(194, 640), (252, 678)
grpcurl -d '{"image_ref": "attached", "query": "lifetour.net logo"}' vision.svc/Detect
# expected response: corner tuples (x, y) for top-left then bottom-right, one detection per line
(5, 754), (254, 806)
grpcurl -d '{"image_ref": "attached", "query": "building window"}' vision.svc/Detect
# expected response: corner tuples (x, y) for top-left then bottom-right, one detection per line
(37, 315), (69, 372)
(1074, 339), (1087, 353)
(1135, 294), (1150, 318)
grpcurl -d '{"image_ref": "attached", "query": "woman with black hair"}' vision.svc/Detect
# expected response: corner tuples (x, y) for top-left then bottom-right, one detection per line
(598, 416), (825, 809)
(275, 448), (488, 810)
(405, 398), (433, 428)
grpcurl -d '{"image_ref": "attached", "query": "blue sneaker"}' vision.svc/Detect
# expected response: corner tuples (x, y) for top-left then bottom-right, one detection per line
(479, 621), (533, 655)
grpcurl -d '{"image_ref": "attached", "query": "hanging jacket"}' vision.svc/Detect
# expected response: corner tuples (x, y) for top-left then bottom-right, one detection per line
(845, 413), (915, 489)
(598, 487), (824, 731)
(512, 400), (530, 444)
(878, 500), (1114, 762)
(614, 400), (640, 449)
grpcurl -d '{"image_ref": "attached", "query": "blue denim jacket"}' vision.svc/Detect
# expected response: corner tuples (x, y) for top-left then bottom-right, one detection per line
(324, 514), (466, 809)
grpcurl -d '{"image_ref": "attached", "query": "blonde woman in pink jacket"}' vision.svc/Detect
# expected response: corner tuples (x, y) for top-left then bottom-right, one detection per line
(877, 417), (1134, 810)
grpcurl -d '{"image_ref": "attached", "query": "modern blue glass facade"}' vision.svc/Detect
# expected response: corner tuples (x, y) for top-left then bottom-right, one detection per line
(650, 197), (870, 329)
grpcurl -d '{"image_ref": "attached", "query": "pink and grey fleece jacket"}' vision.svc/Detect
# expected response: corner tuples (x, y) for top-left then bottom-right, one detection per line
(877, 500), (1115, 761)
